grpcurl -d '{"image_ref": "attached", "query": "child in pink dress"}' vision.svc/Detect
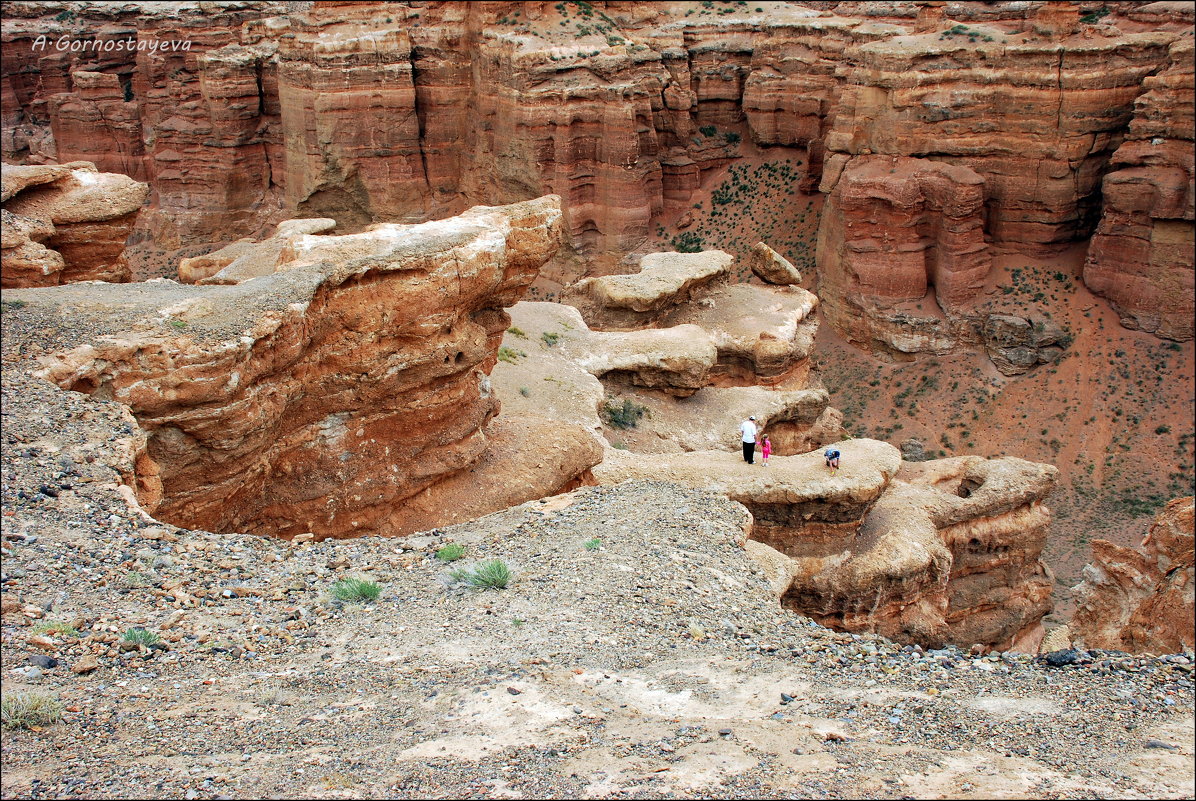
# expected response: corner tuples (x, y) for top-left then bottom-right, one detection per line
(761, 435), (772, 467)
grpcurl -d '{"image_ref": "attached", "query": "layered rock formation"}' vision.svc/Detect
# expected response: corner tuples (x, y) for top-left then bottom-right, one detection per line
(785, 455), (1058, 651)
(568, 247), (821, 383)
(30, 196), (564, 539)
(1, 161), (147, 287)
(1071, 496), (1195, 654)
(1083, 38), (1195, 341)
(816, 155), (987, 354)
(594, 443), (1059, 652)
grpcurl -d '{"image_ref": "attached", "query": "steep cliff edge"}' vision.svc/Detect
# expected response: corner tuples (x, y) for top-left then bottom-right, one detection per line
(1072, 496), (1195, 654)
(25, 196), (565, 539)
(1084, 37), (1195, 342)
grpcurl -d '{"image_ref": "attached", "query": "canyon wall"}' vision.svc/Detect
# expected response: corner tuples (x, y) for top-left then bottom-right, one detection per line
(32, 196), (564, 540)
(784, 455), (1058, 652)
(1072, 496), (1195, 654)
(1083, 37), (1195, 342)
(3, 2), (1190, 342)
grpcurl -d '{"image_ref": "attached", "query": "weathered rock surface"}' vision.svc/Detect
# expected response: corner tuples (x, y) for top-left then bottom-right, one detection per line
(29, 196), (562, 539)
(823, 14), (1178, 251)
(177, 218), (338, 284)
(490, 301), (841, 456)
(1072, 496), (1195, 654)
(747, 241), (802, 285)
(392, 415), (603, 538)
(1083, 38), (1195, 341)
(594, 438), (904, 549)
(786, 455), (1059, 651)
(816, 155), (988, 355)
(1, 161), (147, 287)
(569, 250), (733, 329)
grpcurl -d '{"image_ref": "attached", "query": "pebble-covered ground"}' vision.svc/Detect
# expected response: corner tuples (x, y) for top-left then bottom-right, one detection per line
(2, 302), (1194, 799)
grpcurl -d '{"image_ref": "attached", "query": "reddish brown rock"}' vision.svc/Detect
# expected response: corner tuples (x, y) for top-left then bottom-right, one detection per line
(823, 16), (1178, 251)
(1071, 497), (1195, 654)
(1083, 38), (1195, 341)
(816, 154), (989, 354)
(33, 196), (563, 540)
(2, 161), (147, 287)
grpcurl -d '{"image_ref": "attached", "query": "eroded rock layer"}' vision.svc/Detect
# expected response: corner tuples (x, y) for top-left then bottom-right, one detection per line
(785, 456), (1059, 652)
(30, 196), (563, 539)
(1, 161), (147, 287)
(1083, 38), (1195, 341)
(1072, 496), (1195, 654)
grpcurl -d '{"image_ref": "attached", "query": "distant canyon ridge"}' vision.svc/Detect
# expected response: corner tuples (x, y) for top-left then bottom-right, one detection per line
(2, 0), (1192, 353)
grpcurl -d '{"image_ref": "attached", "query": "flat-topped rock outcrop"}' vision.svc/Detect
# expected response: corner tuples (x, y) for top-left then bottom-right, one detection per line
(1072, 496), (1195, 654)
(595, 439), (903, 549)
(1, 161), (147, 287)
(22, 196), (563, 539)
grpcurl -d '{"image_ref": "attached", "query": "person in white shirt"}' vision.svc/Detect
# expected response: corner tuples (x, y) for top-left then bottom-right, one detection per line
(739, 416), (758, 464)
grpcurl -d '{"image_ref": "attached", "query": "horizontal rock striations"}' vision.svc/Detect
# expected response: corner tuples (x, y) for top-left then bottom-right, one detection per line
(31, 196), (563, 539)
(1083, 37), (1195, 341)
(1071, 496), (1195, 654)
(785, 455), (1059, 651)
(1, 161), (147, 287)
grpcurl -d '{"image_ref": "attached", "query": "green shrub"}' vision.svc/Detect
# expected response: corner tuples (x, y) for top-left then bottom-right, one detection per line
(1, 692), (64, 730)
(122, 571), (152, 588)
(451, 560), (511, 590)
(168, 319), (187, 329)
(436, 543), (466, 562)
(584, 538), (601, 551)
(723, 131), (741, 144)
(507, 326), (527, 338)
(541, 331), (561, 347)
(603, 398), (647, 430)
(497, 346), (525, 364)
(330, 577), (381, 602)
(699, 125), (717, 137)
(122, 627), (161, 646)
(31, 620), (78, 638)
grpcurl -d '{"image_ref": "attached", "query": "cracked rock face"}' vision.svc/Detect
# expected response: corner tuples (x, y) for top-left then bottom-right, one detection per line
(31, 196), (563, 540)
(1072, 496), (1195, 654)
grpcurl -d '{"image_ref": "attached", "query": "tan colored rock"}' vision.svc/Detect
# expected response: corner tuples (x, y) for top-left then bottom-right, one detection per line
(393, 416), (602, 537)
(2, 161), (147, 287)
(746, 241), (802, 285)
(785, 455), (1059, 651)
(178, 218), (338, 284)
(71, 653), (100, 674)
(1072, 497), (1194, 654)
(595, 438), (903, 551)
(33, 196), (563, 540)
(570, 251), (733, 329)
(661, 282), (819, 384)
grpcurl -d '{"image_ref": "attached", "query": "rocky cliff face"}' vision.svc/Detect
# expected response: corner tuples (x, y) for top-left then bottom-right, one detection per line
(1083, 38), (1195, 342)
(1, 161), (147, 287)
(1072, 496), (1195, 654)
(31, 196), (564, 540)
(784, 455), (1058, 652)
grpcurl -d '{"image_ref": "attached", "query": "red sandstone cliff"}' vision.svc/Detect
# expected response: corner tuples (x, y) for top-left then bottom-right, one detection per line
(34, 196), (566, 540)
(1084, 37), (1195, 342)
